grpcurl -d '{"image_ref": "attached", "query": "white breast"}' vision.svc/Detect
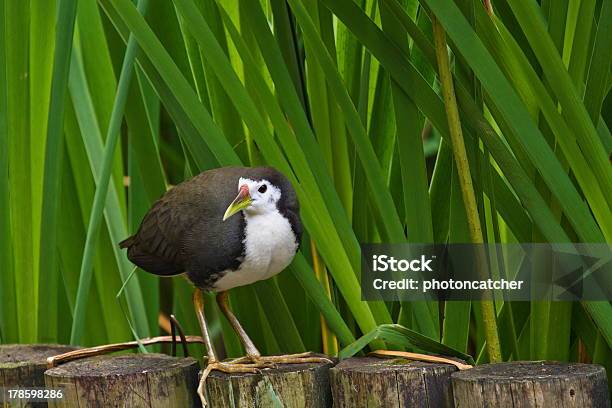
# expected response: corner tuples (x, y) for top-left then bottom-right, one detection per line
(213, 210), (298, 292)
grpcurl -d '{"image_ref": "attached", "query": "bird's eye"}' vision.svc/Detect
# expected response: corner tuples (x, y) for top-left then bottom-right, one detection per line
(258, 184), (267, 194)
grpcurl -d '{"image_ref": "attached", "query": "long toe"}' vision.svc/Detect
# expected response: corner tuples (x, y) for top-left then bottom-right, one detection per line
(215, 361), (267, 373)
(253, 353), (334, 365)
(267, 356), (334, 365)
(198, 361), (261, 406)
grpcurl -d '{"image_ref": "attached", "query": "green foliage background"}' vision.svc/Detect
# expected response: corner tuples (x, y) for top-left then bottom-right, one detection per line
(0, 0), (610, 374)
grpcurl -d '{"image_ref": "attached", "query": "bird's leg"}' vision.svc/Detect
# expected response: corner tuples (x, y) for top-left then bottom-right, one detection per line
(193, 288), (218, 364)
(216, 291), (333, 367)
(193, 289), (263, 406)
(215, 291), (262, 360)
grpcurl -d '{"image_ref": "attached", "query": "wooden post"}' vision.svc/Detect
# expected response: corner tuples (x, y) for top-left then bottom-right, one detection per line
(205, 358), (335, 407)
(330, 356), (457, 407)
(452, 361), (610, 407)
(0, 344), (80, 388)
(44, 353), (200, 407)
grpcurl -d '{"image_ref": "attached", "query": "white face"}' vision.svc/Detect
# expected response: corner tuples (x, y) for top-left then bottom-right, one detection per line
(239, 177), (281, 215)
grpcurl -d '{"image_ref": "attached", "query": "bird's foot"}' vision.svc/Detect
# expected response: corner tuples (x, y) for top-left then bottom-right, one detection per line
(197, 353), (333, 405)
(196, 358), (276, 406)
(230, 351), (334, 367)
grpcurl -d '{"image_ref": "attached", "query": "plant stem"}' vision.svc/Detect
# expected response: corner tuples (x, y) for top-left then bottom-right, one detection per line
(431, 15), (502, 362)
(311, 239), (338, 355)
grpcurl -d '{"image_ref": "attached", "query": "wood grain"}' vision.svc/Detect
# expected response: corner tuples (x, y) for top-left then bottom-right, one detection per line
(1, 344), (79, 408)
(451, 361), (609, 408)
(330, 356), (457, 407)
(44, 353), (199, 407)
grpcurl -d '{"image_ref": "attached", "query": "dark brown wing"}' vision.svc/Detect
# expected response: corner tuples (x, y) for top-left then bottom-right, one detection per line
(120, 197), (186, 276)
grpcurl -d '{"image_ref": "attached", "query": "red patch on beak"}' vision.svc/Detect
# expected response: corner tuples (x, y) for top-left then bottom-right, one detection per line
(238, 184), (250, 200)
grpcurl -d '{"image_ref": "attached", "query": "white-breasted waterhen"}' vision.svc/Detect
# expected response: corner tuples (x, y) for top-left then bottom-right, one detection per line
(120, 166), (330, 404)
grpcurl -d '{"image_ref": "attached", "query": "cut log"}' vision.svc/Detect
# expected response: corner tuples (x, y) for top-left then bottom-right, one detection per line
(204, 357), (335, 407)
(451, 361), (610, 408)
(0, 344), (80, 387)
(44, 353), (200, 408)
(330, 356), (457, 407)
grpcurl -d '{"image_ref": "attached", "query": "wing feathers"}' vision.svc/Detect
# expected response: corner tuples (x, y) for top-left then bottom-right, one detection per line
(120, 199), (185, 276)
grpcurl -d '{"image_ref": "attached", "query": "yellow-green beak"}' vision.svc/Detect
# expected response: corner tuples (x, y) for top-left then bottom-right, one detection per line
(223, 185), (253, 221)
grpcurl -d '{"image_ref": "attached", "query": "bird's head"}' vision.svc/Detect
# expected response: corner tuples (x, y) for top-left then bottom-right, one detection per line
(223, 177), (282, 221)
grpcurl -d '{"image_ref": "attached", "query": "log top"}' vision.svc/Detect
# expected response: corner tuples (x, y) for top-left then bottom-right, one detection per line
(45, 353), (199, 378)
(44, 353), (201, 407)
(0, 344), (79, 367)
(333, 356), (457, 373)
(452, 361), (606, 381)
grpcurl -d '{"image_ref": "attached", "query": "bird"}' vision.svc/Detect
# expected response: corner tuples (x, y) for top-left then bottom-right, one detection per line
(119, 166), (330, 404)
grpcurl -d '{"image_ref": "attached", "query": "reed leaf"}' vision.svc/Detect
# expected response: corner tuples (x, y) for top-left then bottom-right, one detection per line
(68, 43), (150, 342)
(6, 0), (35, 342)
(70, 0), (148, 345)
(38, 0), (77, 342)
(0, 0), (16, 343)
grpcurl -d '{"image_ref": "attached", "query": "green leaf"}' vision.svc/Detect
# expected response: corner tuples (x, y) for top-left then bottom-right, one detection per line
(0, 0), (17, 343)
(6, 0), (36, 342)
(287, 0), (406, 243)
(506, 0), (612, 211)
(101, 0), (241, 167)
(583, 0), (612, 124)
(63, 100), (133, 344)
(320, 0), (570, 247)
(68, 42), (150, 342)
(476, 8), (612, 240)
(380, 0), (437, 338)
(38, 0), (77, 342)
(421, 0), (605, 243)
(338, 324), (474, 364)
(70, 0), (149, 345)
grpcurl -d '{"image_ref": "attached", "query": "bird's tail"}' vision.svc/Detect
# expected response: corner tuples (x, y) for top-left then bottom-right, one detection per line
(119, 235), (135, 249)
